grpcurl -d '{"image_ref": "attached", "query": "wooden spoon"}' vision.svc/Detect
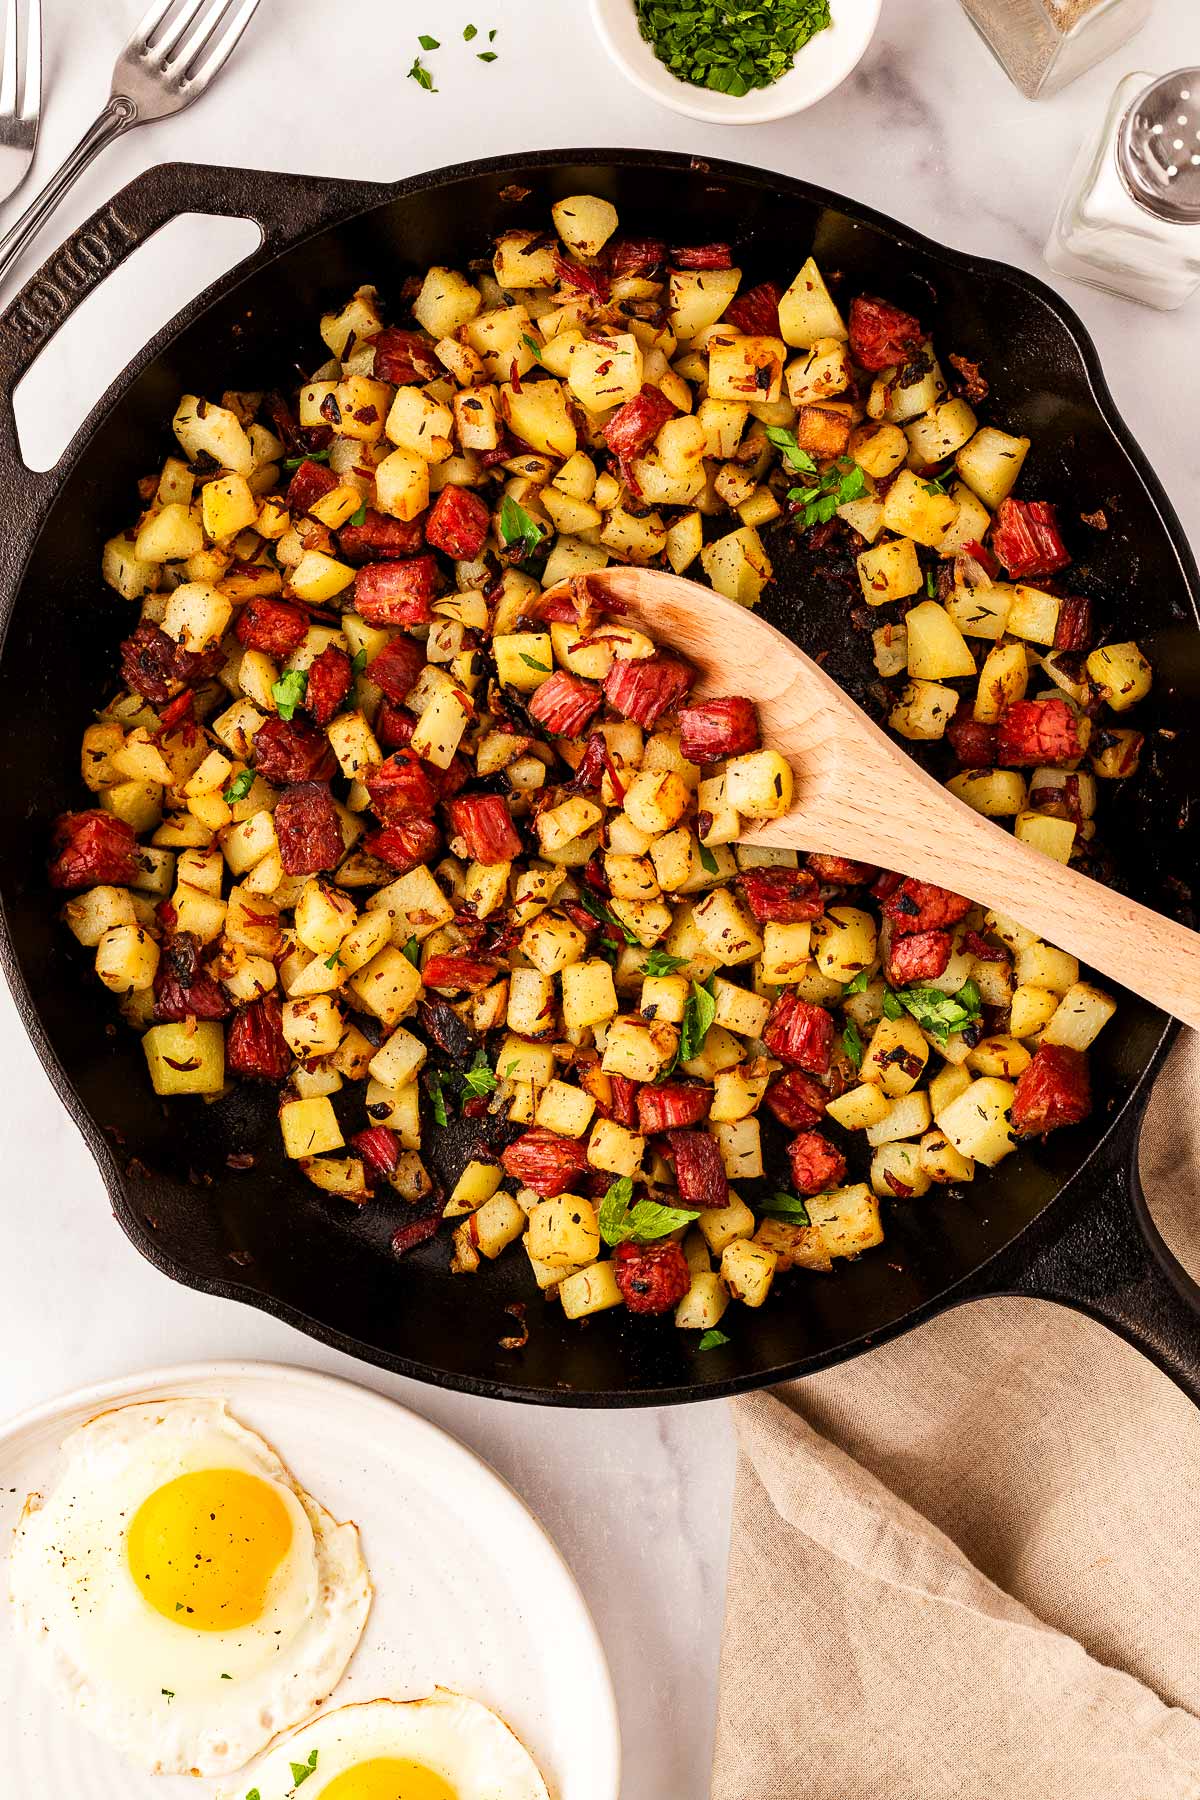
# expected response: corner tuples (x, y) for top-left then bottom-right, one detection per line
(585, 564), (1200, 1032)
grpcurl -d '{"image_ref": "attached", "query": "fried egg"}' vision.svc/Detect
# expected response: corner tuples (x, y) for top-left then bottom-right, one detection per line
(8, 1397), (371, 1775)
(223, 1693), (551, 1800)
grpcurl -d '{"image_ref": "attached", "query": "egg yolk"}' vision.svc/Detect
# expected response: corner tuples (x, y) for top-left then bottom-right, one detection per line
(126, 1467), (293, 1631)
(319, 1760), (458, 1800)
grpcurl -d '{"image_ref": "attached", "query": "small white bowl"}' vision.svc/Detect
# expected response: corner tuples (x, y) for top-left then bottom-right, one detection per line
(590, 0), (881, 125)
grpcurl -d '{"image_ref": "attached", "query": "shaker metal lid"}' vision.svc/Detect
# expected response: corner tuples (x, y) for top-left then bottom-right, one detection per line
(1119, 69), (1200, 225)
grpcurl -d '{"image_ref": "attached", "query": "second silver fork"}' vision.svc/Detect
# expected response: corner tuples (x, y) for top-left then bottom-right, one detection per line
(0, 0), (262, 296)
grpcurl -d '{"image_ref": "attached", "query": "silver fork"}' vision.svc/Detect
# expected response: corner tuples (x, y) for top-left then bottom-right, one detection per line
(0, 0), (41, 205)
(0, 0), (262, 292)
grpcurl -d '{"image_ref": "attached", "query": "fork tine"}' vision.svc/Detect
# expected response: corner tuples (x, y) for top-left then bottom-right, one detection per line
(181, 0), (262, 86)
(21, 0), (40, 122)
(135, 0), (186, 52)
(154, 0), (213, 63)
(0, 0), (18, 118)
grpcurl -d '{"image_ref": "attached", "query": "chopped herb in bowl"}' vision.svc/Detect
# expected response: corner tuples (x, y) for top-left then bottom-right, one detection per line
(633, 0), (833, 97)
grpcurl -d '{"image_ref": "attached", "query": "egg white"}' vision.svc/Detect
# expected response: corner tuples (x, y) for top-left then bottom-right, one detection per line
(221, 1692), (551, 1800)
(8, 1397), (371, 1775)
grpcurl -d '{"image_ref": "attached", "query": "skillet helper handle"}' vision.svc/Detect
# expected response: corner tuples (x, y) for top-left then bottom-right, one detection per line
(956, 1110), (1200, 1407)
(0, 159), (379, 559)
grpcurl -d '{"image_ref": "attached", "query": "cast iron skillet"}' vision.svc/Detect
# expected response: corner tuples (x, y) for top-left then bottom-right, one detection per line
(0, 150), (1197, 1407)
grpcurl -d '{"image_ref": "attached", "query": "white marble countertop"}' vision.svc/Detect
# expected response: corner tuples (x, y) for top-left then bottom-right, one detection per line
(0, 1), (1196, 1794)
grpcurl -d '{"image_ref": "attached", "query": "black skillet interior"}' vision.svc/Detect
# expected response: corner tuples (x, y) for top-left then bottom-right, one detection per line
(0, 151), (1196, 1404)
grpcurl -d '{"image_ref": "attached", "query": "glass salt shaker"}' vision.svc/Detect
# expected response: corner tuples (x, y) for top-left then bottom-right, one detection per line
(958, 0), (1152, 101)
(1045, 70), (1200, 310)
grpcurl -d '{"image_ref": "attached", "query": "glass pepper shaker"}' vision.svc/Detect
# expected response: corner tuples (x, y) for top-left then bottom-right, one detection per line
(958, 0), (1152, 100)
(1045, 70), (1200, 310)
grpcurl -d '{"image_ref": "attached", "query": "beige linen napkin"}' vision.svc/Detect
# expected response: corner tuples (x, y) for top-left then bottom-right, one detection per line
(714, 1032), (1200, 1800)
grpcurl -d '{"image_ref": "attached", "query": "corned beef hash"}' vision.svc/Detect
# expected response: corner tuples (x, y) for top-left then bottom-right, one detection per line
(50, 193), (1151, 1336)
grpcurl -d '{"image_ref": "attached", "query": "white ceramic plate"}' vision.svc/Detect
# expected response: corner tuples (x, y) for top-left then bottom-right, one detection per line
(590, 0), (882, 124)
(0, 1362), (619, 1800)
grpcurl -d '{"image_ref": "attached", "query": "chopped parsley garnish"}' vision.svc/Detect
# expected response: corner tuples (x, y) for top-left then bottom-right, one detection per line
(680, 978), (717, 1063)
(644, 947), (688, 977)
(291, 1749), (319, 1787)
(498, 494), (545, 559)
(887, 980), (983, 1044)
(761, 1191), (812, 1224)
(841, 1019), (864, 1069)
(786, 454), (867, 529)
(697, 1328), (731, 1351)
(351, 647), (368, 676)
(323, 952), (340, 971)
(521, 333), (545, 364)
(463, 22), (477, 37)
(478, 49), (498, 60)
(426, 1070), (450, 1128)
(408, 55), (437, 90)
(599, 1176), (698, 1247)
(922, 470), (952, 495)
(579, 889), (638, 944)
(161, 1688), (174, 1701)
(418, 32), (440, 48)
(842, 968), (870, 996)
(697, 841), (719, 875)
(765, 425), (817, 476)
(634, 0), (831, 95)
(223, 769), (254, 804)
(400, 935), (421, 966)
(220, 1672), (232, 1679)
(281, 447), (331, 471)
(519, 652), (551, 673)
(925, 565), (937, 598)
(272, 668), (308, 721)
(348, 501), (367, 528)
(461, 1049), (497, 1100)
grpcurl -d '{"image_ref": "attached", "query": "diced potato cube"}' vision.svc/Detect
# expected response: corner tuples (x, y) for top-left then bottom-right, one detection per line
(861, 1014), (929, 1096)
(888, 679), (959, 741)
(936, 1077), (1017, 1166)
(919, 1128), (975, 1184)
(945, 581), (1014, 641)
(471, 1191), (528, 1259)
(699, 524), (772, 607)
(1041, 981), (1117, 1050)
(601, 1016), (678, 1082)
(444, 1160), (505, 1219)
(778, 257), (847, 348)
(711, 977), (770, 1038)
(366, 1023), (427, 1089)
(954, 425), (1029, 509)
(528, 1194), (601, 1268)
(1014, 811), (1076, 863)
(173, 394), (253, 475)
(375, 448), (430, 522)
(568, 332), (643, 412)
(870, 1141), (931, 1200)
(162, 580), (231, 654)
(561, 959), (619, 1035)
(724, 749), (793, 821)
(62, 885), (137, 947)
(350, 946), (423, 1025)
(708, 334), (786, 405)
(881, 470), (959, 549)
(720, 1238), (776, 1307)
(142, 1020), (225, 1096)
(95, 924), (159, 993)
(710, 1066), (770, 1123)
(498, 1034), (557, 1086)
(929, 1061), (972, 1118)
(697, 1190), (757, 1255)
(294, 879), (356, 956)
(521, 910), (589, 976)
(865, 1089), (932, 1145)
(668, 267), (742, 342)
(693, 888), (762, 967)
(135, 502), (205, 563)
(710, 1117), (763, 1180)
(552, 193), (618, 258)
(536, 1080), (596, 1139)
(1086, 641), (1152, 712)
(808, 1183), (883, 1257)
(946, 770), (1027, 818)
(968, 1034), (1032, 1078)
(366, 865), (454, 943)
(413, 266), (482, 338)
(810, 906), (877, 984)
(278, 1096), (344, 1159)
(905, 600), (976, 679)
(857, 536), (922, 605)
(1009, 983), (1060, 1038)
(587, 1116), (646, 1178)
(825, 1083), (892, 1131)
(560, 1260), (625, 1320)
(758, 921), (812, 985)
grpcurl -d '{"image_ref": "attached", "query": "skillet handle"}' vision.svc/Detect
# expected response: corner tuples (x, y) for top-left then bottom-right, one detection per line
(953, 1105), (1200, 1407)
(0, 159), (383, 562)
